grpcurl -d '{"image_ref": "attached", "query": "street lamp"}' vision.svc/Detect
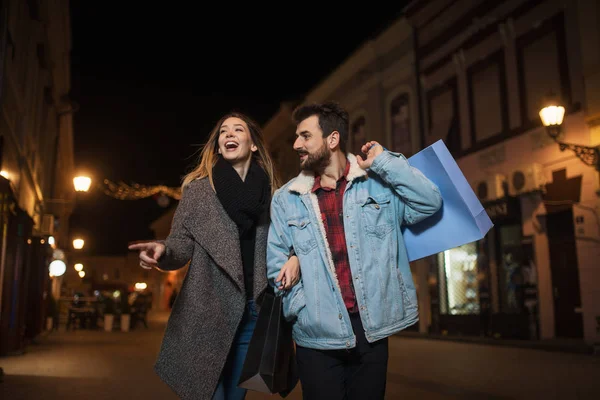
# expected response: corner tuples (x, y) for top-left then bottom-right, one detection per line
(48, 259), (66, 277)
(73, 176), (92, 192)
(45, 175), (92, 204)
(73, 238), (85, 249)
(539, 103), (565, 140)
(539, 96), (600, 172)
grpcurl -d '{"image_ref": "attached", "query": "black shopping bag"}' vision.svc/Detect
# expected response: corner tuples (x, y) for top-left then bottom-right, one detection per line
(238, 290), (298, 397)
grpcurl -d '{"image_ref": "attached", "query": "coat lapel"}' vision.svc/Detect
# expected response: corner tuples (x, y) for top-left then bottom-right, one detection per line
(253, 212), (269, 301)
(186, 179), (245, 291)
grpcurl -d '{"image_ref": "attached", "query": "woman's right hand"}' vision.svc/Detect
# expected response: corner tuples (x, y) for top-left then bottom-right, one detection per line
(128, 241), (165, 269)
(276, 255), (301, 290)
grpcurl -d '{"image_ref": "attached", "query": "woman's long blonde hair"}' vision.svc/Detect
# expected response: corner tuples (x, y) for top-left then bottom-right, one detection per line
(181, 112), (281, 194)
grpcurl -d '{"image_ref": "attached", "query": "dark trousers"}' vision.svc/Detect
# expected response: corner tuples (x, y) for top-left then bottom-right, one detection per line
(296, 312), (388, 400)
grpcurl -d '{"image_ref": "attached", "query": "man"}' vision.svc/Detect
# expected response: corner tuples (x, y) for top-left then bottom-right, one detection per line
(267, 101), (442, 399)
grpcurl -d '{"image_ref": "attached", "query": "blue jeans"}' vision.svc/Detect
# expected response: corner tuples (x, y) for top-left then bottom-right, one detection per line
(212, 300), (258, 400)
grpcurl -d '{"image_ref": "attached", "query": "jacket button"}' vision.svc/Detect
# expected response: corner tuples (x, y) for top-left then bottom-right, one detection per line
(375, 204), (380, 210)
(338, 313), (342, 319)
(346, 341), (351, 347)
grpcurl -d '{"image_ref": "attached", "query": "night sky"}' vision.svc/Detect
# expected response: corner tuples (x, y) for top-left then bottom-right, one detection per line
(68, 5), (408, 255)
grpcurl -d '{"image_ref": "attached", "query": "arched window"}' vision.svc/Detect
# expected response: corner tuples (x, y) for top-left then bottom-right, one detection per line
(350, 115), (366, 155)
(390, 92), (412, 156)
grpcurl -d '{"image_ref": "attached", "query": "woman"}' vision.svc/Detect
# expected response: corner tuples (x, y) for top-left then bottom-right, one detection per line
(129, 112), (300, 400)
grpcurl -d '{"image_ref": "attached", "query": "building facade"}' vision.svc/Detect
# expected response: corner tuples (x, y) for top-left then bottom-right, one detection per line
(0, 0), (76, 355)
(405, 0), (599, 344)
(263, 0), (600, 344)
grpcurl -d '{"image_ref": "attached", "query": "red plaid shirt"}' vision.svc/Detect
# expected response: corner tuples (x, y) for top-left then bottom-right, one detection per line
(312, 161), (358, 313)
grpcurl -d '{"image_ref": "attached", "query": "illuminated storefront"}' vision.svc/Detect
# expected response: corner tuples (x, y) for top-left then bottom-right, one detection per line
(431, 196), (540, 339)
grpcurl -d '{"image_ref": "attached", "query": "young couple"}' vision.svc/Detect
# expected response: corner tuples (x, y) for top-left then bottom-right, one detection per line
(129, 101), (442, 400)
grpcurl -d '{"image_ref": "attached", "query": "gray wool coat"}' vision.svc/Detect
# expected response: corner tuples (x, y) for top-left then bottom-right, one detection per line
(153, 177), (269, 400)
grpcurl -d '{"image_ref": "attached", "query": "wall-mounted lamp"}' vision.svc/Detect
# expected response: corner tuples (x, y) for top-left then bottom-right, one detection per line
(539, 95), (599, 172)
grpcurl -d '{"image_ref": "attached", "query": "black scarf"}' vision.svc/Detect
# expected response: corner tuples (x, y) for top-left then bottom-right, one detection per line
(212, 156), (271, 237)
(213, 156), (270, 299)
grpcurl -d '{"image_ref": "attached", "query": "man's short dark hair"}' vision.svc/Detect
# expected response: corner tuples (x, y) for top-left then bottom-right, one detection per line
(292, 101), (349, 153)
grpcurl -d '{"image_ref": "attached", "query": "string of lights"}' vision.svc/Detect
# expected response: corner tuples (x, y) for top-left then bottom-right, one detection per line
(101, 179), (181, 201)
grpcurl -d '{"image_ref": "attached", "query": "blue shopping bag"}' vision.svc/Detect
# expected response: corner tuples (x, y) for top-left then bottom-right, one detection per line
(403, 139), (493, 261)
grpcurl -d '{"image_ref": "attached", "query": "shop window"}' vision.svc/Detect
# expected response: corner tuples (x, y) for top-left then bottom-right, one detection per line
(438, 242), (480, 315)
(498, 224), (528, 314)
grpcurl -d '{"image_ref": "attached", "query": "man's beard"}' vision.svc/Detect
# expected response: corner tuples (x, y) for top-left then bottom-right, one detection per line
(298, 142), (331, 172)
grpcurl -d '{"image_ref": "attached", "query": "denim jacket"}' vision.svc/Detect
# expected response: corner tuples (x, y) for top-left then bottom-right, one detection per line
(266, 150), (442, 350)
